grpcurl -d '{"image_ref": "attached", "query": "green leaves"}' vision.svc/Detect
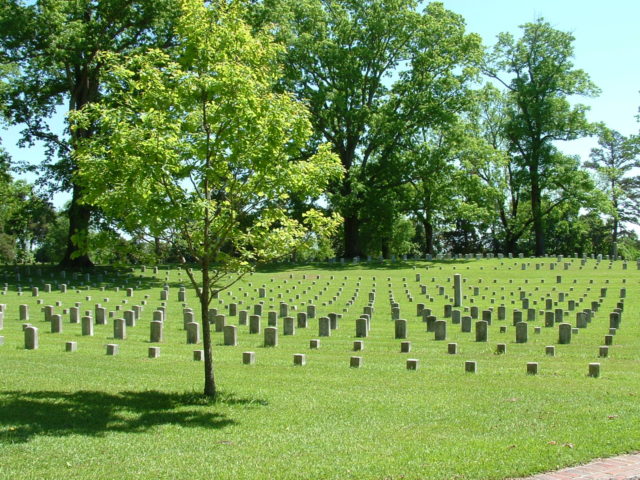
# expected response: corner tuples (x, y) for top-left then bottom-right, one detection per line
(71, 0), (342, 276)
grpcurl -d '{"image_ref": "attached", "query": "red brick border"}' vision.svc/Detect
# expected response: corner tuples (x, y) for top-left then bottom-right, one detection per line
(511, 453), (640, 480)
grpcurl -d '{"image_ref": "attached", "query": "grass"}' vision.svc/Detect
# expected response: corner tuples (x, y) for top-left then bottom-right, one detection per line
(0, 258), (639, 479)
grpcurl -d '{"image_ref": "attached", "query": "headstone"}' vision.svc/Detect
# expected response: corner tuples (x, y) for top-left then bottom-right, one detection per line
(465, 360), (477, 373)
(544, 311), (555, 327)
(95, 306), (107, 325)
(150, 320), (163, 342)
(51, 314), (63, 333)
(65, 341), (77, 352)
(81, 316), (94, 336)
(609, 312), (620, 329)
(186, 322), (200, 344)
(406, 359), (419, 370)
(515, 322), (528, 343)
(588, 363), (601, 378)
(249, 315), (261, 334)
(355, 318), (368, 338)
(24, 326), (38, 349)
(114, 318), (127, 339)
(558, 323), (572, 344)
(496, 343), (506, 354)
(526, 362), (538, 375)
(319, 317), (331, 337)
(395, 319), (407, 339)
(223, 325), (238, 346)
(283, 317), (295, 335)
(475, 320), (488, 342)
(215, 314), (226, 332)
(264, 326), (278, 347)
(243, 351), (256, 365)
(307, 304), (316, 318)
(453, 274), (462, 307)
(434, 320), (447, 341)
(106, 344), (119, 355)
(461, 316), (472, 333)
(296, 312), (307, 328)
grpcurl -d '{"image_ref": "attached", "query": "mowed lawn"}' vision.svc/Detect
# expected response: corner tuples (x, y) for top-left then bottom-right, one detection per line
(1, 258), (639, 480)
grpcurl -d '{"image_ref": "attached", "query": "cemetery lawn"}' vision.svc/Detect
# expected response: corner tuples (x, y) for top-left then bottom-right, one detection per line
(1, 259), (639, 480)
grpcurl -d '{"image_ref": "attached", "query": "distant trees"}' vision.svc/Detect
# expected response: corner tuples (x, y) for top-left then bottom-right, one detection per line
(2, 3), (639, 262)
(484, 18), (600, 255)
(585, 126), (640, 256)
(255, 0), (482, 258)
(0, 0), (178, 267)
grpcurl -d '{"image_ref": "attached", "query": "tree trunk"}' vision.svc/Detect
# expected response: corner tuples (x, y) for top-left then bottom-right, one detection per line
(59, 182), (93, 269)
(200, 265), (216, 398)
(530, 169), (545, 256)
(423, 219), (434, 255)
(612, 216), (619, 258)
(505, 234), (518, 255)
(343, 214), (360, 259)
(381, 238), (389, 259)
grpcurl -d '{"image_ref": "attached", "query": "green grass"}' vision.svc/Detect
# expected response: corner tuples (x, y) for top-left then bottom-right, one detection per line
(0, 258), (639, 479)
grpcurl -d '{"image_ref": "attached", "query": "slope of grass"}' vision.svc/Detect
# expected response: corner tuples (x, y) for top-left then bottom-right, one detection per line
(0, 258), (638, 479)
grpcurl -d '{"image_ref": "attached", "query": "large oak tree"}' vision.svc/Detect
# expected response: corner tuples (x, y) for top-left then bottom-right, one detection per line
(0, 0), (177, 268)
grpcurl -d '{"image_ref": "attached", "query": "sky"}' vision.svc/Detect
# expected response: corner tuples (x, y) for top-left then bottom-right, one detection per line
(440, 0), (640, 157)
(2, 0), (639, 209)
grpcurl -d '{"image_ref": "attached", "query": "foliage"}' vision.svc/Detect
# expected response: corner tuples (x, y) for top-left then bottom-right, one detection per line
(254, 0), (482, 257)
(71, 0), (342, 397)
(0, 0), (179, 267)
(484, 18), (600, 255)
(584, 125), (640, 254)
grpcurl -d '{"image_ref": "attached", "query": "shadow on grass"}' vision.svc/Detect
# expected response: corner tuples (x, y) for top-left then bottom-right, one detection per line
(0, 389), (266, 444)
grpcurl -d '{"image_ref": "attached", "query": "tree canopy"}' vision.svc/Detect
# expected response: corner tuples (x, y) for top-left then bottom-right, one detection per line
(71, 0), (343, 397)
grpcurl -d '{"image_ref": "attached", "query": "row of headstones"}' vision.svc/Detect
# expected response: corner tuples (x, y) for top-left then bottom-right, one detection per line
(206, 349), (604, 378)
(325, 252), (626, 262)
(385, 317), (619, 346)
(13, 324), (614, 375)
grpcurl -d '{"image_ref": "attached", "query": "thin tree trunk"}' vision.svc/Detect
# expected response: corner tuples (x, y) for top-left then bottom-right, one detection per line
(200, 264), (216, 398)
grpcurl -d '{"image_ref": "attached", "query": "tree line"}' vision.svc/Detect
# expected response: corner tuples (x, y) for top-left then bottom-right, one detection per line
(1, 0), (639, 267)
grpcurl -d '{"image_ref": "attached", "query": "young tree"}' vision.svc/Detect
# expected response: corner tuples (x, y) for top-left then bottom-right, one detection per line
(71, 0), (342, 398)
(0, 0), (177, 268)
(584, 126), (640, 256)
(484, 19), (599, 255)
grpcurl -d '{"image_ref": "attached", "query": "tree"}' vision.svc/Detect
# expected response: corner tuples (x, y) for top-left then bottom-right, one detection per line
(71, 0), (342, 398)
(484, 18), (599, 255)
(0, 0), (177, 268)
(254, 0), (482, 257)
(584, 126), (640, 256)
(4, 181), (56, 262)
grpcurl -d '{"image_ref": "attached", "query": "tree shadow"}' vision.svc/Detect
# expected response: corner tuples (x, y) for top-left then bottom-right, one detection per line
(0, 389), (266, 444)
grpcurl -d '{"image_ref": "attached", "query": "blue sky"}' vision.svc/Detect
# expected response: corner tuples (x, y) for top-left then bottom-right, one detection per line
(2, 0), (639, 208)
(441, 0), (640, 156)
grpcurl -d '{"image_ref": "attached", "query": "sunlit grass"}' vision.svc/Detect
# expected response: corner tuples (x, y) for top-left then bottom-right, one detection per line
(0, 258), (638, 479)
